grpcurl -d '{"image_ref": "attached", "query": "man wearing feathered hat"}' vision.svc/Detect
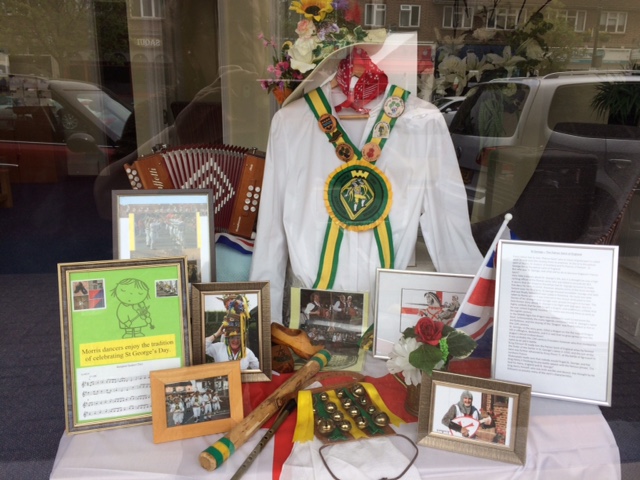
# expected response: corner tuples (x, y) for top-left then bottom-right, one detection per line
(205, 320), (259, 370)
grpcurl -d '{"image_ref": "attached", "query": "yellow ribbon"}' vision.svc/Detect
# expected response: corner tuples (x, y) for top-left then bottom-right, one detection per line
(293, 390), (316, 443)
(362, 382), (405, 427)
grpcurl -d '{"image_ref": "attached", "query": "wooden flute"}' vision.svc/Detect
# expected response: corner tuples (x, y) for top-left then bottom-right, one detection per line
(229, 398), (297, 480)
(199, 349), (331, 471)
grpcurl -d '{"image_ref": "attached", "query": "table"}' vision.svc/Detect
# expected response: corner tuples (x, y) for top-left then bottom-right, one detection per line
(50, 356), (621, 479)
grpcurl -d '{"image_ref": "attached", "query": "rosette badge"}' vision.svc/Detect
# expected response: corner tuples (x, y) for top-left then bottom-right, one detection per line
(387, 317), (477, 386)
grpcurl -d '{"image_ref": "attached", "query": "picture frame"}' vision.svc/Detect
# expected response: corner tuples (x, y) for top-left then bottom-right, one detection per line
(417, 370), (531, 465)
(58, 257), (191, 434)
(150, 362), (243, 443)
(289, 287), (369, 371)
(373, 269), (473, 359)
(493, 240), (618, 405)
(112, 189), (216, 283)
(191, 282), (271, 382)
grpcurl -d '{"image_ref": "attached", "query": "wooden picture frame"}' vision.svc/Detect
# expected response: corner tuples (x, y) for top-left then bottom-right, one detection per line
(191, 282), (271, 382)
(418, 371), (531, 465)
(58, 257), (191, 433)
(373, 269), (473, 359)
(150, 362), (243, 443)
(112, 189), (216, 283)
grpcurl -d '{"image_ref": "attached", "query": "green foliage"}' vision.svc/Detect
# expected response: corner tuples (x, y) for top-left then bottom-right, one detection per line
(444, 329), (477, 359)
(592, 83), (640, 126)
(409, 343), (444, 375)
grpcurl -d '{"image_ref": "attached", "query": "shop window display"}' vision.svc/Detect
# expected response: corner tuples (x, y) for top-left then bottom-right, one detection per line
(0, 1), (639, 479)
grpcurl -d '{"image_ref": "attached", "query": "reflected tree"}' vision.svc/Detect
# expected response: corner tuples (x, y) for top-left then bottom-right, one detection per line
(0, 0), (96, 72)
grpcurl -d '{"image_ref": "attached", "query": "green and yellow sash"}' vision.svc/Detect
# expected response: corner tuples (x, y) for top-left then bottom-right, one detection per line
(304, 85), (409, 289)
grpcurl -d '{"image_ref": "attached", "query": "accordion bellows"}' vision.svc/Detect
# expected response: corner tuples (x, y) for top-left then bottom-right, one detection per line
(124, 145), (265, 239)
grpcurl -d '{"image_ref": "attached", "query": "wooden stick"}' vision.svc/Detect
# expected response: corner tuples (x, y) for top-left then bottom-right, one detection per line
(199, 350), (331, 471)
(229, 398), (297, 480)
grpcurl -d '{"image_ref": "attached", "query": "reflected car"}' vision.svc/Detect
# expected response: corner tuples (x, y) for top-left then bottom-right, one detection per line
(433, 95), (466, 125)
(448, 72), (640, 223)
(0, 74), (133, 182)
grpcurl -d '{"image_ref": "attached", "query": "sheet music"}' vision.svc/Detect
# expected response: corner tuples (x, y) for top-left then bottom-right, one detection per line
(76, 358), (180, 421)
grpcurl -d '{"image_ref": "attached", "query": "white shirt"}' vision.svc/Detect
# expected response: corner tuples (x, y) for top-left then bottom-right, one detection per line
(205, 338), (260, 370)
(250, 82), (482, 324)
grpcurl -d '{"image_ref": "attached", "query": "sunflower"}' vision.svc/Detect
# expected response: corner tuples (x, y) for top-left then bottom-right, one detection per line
(290, 0), (334, 22)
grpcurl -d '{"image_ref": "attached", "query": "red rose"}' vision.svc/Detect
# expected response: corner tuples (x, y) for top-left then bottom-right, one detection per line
(414, 317), (445, 346)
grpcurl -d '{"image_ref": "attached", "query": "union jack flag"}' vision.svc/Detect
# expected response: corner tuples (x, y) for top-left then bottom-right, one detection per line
(451, 215), (516, 358)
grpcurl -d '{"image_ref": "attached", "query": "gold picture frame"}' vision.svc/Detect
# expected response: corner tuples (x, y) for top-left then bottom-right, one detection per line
(417, 371), (531, 465)
(191, 282), (271, 382)
(58, 257), (191, 434)
(150, 362), (243, 443)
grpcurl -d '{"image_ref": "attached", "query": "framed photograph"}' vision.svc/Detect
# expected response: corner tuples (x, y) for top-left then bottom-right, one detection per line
(373, 269), (473, 359)
(150, 362), (243, 443)
(191, 282), (271, 382)
(112, 189), (215, 283)
(58, 257), (191, 434)
(289, 287), (369, 371)
(493, 240), (618, 405)
(418, 370), (531, 465)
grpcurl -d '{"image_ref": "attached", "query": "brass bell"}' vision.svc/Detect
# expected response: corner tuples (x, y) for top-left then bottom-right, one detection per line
(331, 411), (344, 422)
(341, 397), (353, 409)
(324, 401), (337, 414)
(338, 420), (352, 432)
(348, 406), (360, 417)
(336, 389), (345, 399)
(352, 384), (366, 397)
(366, 405), (377, 415)
(373, 412), (390, 427)
(358, 396), (369, 406)
(318, 392), (329, 402)
(317, 418), (335, 435)
(355, 416), (368, 429)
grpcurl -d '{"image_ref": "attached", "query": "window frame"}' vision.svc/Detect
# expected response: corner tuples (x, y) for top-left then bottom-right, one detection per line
(551, 9), (587, 33)
(442, 5), (474, 30)
(600, 11), (628, 34)
(364, 3), (387, 27)
(130, 0), (165, 19)
(486, 7), (526, 31)
(399, 4), (421, 29)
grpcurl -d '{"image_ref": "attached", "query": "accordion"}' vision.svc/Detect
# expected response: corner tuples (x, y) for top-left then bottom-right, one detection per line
(124, 145), (265, 239)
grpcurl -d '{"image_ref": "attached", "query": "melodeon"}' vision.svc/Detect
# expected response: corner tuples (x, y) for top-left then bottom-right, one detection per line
(124, 145), (265, 239)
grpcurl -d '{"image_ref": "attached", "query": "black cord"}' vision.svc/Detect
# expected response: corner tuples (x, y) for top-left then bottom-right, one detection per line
(318, 434), (419, 480)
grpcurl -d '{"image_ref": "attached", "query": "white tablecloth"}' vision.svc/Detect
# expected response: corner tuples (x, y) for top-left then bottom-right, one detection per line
(50, 360), (621, 480)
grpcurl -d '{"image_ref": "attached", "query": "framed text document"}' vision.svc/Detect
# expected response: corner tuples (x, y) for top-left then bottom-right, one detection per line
(492, 240), (618, 406)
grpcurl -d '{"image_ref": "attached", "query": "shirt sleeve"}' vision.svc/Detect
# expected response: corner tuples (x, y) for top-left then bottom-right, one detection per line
(249, 111), (289, 324)
(419, 112), (483, 274)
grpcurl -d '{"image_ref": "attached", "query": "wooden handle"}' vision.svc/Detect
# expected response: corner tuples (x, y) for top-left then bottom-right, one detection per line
(199, 350), (331, 471)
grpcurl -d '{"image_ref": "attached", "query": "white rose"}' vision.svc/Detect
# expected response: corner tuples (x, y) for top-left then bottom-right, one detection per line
(290, 36), (320, 73)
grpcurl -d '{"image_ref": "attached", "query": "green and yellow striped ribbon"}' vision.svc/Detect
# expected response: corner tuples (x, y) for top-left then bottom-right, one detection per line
(305, 86), (408, 290)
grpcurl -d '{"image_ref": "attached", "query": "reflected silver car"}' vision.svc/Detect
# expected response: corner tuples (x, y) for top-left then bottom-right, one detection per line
(448, 72), (640, 223)
(433, 95), (466, 125)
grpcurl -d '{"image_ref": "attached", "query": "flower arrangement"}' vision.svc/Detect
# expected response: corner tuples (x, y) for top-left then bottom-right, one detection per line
(259, 0), (386, 103)
(387, 317), (477, 385)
